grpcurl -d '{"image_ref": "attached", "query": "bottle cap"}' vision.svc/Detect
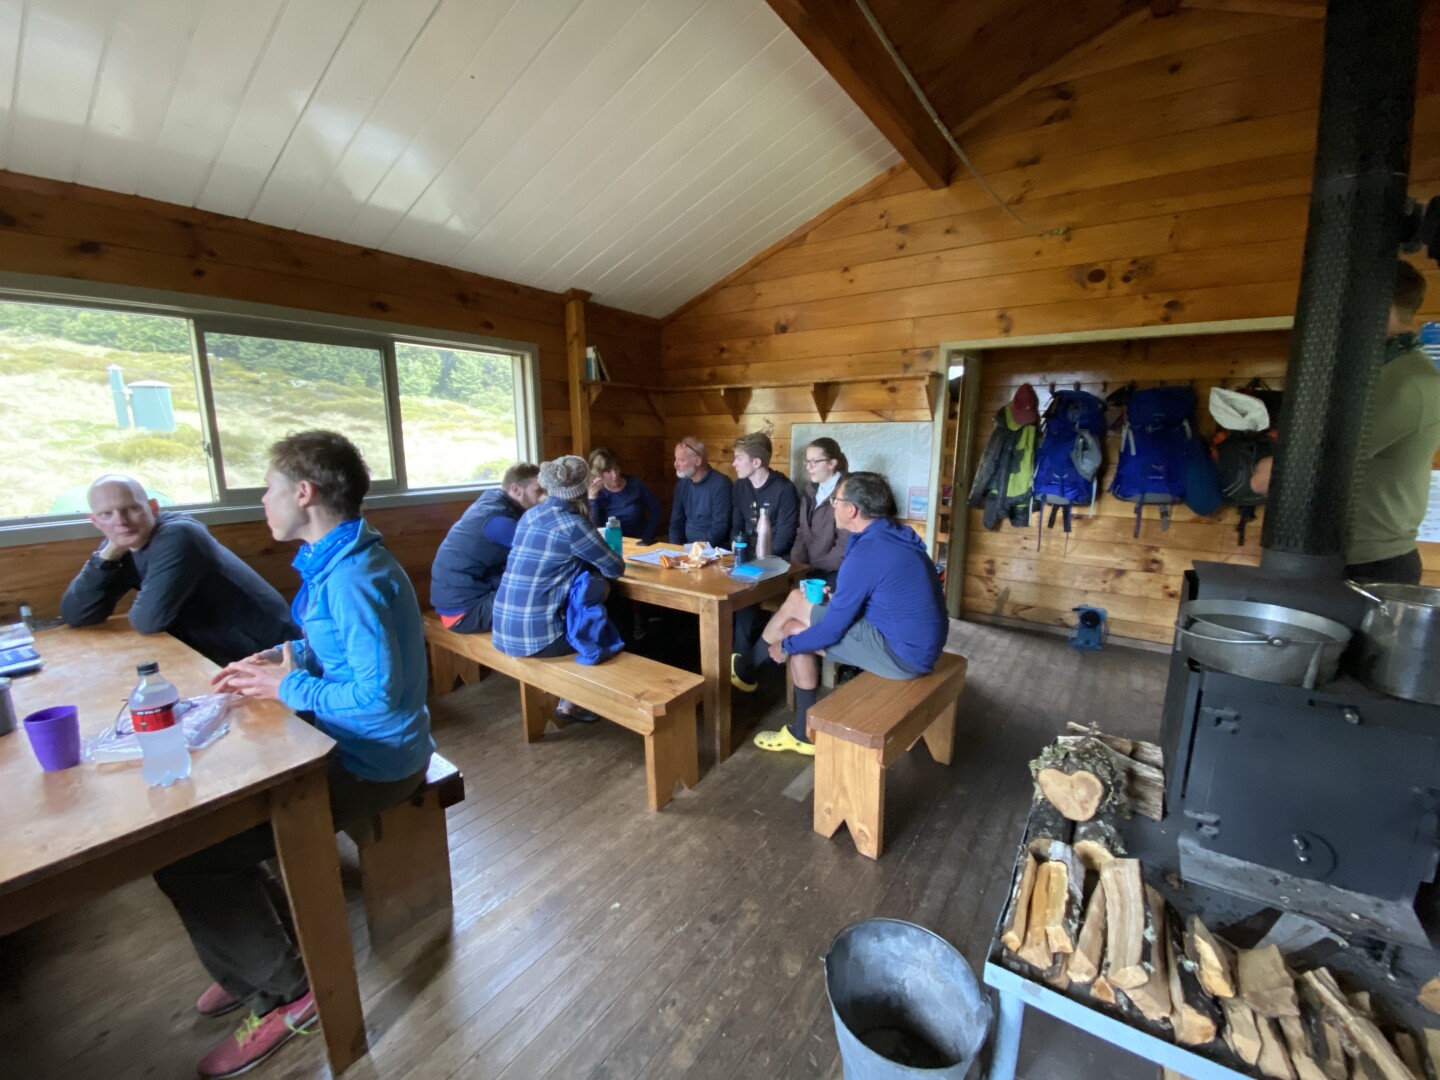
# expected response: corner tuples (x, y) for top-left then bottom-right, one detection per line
(136, 661), (159, 676)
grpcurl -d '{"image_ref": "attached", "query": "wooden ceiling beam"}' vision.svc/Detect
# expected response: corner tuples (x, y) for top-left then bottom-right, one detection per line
(1180, 0), (1322, 16)
(764, 0), (954, 189)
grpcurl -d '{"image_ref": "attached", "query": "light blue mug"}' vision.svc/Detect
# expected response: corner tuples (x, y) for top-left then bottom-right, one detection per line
(801, 578), (827, 604)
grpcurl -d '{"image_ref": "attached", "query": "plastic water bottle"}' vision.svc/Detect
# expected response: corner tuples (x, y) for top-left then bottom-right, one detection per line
(605, 516), (623, 555)
(756, 506), (773, 560)
(732, 530), (749, 565)
(131, 661), (190, 786)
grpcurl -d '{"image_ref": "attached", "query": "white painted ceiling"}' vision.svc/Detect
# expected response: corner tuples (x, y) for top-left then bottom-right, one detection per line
(0, 0), (899, 317)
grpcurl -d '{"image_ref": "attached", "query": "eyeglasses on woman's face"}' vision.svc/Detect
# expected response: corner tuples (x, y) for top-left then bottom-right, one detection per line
(804, 456), (832, 468)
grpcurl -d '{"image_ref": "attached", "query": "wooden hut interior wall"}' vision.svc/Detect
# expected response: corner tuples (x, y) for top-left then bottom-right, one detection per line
(0, 0), (1437, 649)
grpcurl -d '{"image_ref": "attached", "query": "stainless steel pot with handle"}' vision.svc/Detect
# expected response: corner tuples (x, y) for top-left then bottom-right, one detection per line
(1174, 599), (1351, 689)
(1348, 582), (1440, 705)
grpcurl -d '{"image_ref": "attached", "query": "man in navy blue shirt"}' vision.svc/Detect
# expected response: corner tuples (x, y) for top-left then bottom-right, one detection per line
(668, 437), (732, 548)
(430, 463), (543, 634)
(751, 472), (948, 756)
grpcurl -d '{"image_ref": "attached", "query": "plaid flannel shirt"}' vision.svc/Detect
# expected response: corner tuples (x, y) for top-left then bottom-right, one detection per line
(492, 497), (625, 657)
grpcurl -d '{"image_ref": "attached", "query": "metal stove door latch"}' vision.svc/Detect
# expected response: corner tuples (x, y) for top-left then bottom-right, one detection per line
(1185, 809), (1221, 839)
(1199, 705), (1240, 733)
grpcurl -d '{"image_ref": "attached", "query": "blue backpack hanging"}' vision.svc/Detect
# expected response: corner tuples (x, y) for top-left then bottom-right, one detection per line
(1033, 389), (1106, 544)
(1109, 385), (1196, 537)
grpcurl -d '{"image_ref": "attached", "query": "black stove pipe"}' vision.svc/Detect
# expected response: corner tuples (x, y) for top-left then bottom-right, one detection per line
(1259, 0), (1421, 577)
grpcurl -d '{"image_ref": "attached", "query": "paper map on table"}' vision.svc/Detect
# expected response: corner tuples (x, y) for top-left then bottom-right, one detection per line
(627, 545), (727, 565)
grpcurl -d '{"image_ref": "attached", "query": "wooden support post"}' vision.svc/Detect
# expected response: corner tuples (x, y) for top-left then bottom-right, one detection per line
(813, 731), (885, 859)
(643, 702), (700, 812)
(644, 391), (666, 420)
(920, 699), (956, 764)
(520, 681), (553, 742)
(565, 288), (591, 455)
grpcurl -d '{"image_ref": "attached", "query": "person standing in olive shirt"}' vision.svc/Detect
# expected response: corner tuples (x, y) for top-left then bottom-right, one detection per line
(1345, 261), (1440, 585)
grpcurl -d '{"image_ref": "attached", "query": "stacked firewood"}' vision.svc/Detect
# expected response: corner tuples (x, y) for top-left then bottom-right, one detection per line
(1003, 730), (1440, 1080)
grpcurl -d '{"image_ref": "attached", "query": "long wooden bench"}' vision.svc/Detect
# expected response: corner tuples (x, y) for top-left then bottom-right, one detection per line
(346, 752), (465, 948)
(423, 615), (703, 811)
(806, 652), (968, 859)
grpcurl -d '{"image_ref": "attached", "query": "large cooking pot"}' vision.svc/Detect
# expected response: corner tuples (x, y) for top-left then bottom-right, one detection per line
(1174, 599), (1351, 689)
(1348, 582), (1440, 705)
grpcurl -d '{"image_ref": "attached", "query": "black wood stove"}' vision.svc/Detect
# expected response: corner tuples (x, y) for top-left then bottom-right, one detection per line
(1159, 0), (1440, 947)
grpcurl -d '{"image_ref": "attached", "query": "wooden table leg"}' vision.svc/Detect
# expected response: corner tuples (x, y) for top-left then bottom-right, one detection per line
(698, 598), (732, 762)
(271, 767), (367, 1073)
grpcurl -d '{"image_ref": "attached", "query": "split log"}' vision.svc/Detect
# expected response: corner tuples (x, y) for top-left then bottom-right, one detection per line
(1424, 1030), (1440, 1079)
(1280, 1015), (1330, 1080)
(1069, 879), (1107, 985)
(1239, 945), (1301, 1019)
(1044, 951), (1072, 991)
(1167, 905), (1222, 1045)
(1055, 733), (1166, 820)
(1100, 859), (1149, 990)
(1393, 1032), (1422, 1079)
(1298, 981), (1348, 1080)
(1301, 969), (1415, 1080)
(1186, 915), (1237, 999)
(1032, 744), (1116, 821)
(1223, 996), (1264, 1066)
(1090, 975), (1118, 1005)
(1024, 797), (1076, 854)
(1258, 1016), (1299, 1079)
(1073, 815), (1125, 870)
(1042, 842), (1085, 955)
(1420, 976), (1440, 1014)
(1063, 722), (1165, 768)
(1123, 885), (1173, 1024)
(1016, 861), (1063, 969)
(1000, 850), (1039, 952)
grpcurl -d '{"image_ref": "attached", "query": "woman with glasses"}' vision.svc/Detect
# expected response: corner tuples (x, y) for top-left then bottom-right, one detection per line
(791, 437), (849, 586)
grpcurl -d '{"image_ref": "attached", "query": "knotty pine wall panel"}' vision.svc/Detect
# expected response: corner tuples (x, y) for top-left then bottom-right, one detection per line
(0, 172), (663, 614)
(660, 7), (1440, 642)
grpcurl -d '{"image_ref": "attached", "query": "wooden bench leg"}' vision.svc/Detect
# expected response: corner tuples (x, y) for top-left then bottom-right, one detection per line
(520, 682), (555, 742)
(642, 701), (699, 812)
(354, 787), (454, 949)
(813, 732), (886, 859)
(922, 700), (957, 765)
(428, 641), (482, 696)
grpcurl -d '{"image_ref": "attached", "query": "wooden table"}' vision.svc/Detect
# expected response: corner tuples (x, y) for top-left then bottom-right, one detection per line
(612, 539), (802, 762)
(0, 622), (367, 1074)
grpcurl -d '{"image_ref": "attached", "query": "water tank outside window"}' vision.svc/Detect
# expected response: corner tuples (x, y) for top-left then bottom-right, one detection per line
(128, 381), (175, 432)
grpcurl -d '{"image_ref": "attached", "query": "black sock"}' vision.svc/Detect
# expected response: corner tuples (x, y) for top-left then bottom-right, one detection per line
(790, 686), (817, 742)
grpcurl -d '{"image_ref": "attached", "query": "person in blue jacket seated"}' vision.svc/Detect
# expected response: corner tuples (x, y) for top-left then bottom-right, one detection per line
(493, 454), (626, 722)
(155, 430), (434, 1080)
(587, 446), (661, 545)
(668, 436), (732, 549)
(430, 461), (544, 633)
(750, 471), (948, 756)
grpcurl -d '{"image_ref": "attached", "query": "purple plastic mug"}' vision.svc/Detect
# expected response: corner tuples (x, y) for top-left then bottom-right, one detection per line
(23, 705), (82, 771)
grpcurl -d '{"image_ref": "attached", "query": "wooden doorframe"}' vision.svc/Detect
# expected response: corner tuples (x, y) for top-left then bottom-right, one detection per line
(940, 352), (983, 618)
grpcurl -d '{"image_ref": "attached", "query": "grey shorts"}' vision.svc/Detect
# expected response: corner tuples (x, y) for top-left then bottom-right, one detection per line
(807, 603), (923, 681)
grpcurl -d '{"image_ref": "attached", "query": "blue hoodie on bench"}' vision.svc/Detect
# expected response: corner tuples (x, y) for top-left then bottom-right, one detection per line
(782, 518), (947, 675)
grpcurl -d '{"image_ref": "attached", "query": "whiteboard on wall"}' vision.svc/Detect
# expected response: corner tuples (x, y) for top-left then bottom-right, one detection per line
(789, 422), (933, 520)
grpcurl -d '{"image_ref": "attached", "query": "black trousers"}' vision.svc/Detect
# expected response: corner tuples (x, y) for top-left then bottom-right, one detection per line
(732, 605), (765, 682)
(1345, 549), (1423, 586)
(154, 758), (427, 1016)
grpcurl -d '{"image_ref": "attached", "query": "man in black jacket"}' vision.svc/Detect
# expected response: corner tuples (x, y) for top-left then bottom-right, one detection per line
(728, 431), (799, 692)
(61, 474), (297, 666)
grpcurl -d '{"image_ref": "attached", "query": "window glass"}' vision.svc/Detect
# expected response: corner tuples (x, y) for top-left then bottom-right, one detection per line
(204, 333), (393, 490)
(0, 300), (209, 519)
(397, 343), (521, 488)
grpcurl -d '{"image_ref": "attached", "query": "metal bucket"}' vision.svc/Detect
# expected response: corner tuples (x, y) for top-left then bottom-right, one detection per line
(1174, 599), (1351, 689)
(824, 919), (992, 1078)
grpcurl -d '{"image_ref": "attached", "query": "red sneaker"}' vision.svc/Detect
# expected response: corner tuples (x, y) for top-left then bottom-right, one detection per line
(195, 981), (241, 1018)
(196, 990), (317, 1078)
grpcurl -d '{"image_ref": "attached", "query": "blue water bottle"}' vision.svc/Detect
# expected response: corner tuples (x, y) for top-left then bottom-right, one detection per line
(732, 530), (750, 565)
(605, 516), (623, 555)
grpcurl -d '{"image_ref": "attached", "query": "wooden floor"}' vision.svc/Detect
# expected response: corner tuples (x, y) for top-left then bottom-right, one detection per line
(2, 621), (1170, 1080)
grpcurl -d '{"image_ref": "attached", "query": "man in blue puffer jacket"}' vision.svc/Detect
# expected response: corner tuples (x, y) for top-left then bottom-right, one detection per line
(154, 430), (433, 1080)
